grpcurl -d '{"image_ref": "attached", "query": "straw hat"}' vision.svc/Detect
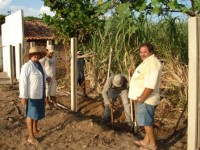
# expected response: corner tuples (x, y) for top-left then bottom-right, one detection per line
(24, 47), (46, 61)
(112, 74), (124, 87)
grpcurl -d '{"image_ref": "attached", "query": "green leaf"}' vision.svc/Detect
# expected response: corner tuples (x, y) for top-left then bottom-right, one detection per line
(151, 0), (159, 6)
(195, 0), (200, 10)
(167, 2), (176, 10)
(139, 1), (147, 11)
(116, 3), (131, 18)
(152, 6), (161, 14)
(69, 12), (74, 17)
(181, 6), (190, 14)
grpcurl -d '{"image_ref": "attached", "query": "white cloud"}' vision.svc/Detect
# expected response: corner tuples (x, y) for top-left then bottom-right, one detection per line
(0, 0), (54, 18)
(0, 0), (12, 9)
(40, 6), (55, 17)
(9, 5), (41, 17)
(0, 0), (12, 14)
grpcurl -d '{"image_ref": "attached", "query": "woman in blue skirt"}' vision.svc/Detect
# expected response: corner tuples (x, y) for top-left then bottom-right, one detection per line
(19, 47), (50, 144)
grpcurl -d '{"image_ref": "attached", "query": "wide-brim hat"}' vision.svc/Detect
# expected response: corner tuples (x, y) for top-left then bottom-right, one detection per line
(112, 74), (124, 87)
(24, 47), (46, 61)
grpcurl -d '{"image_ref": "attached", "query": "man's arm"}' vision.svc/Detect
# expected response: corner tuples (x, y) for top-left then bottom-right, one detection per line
(21, 98), (27, 107)
(101, 77), (113, 105)
(39, 57), (45, 66)
(19, 65), (29, 107)
(136, 88), (153, 103)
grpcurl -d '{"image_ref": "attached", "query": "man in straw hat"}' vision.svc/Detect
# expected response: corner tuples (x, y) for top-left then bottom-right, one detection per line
(40, 45), (58, 109)
(19, 47), (50, 144)
(101, 74), (132, 126)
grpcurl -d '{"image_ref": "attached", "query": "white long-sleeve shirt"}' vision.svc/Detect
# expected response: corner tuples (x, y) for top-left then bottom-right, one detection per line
(19, 60), (46, 99)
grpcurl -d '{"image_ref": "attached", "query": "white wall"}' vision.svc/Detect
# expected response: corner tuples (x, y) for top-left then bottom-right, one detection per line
(0, 35), (3, 71)
(1, 10), (24, 79)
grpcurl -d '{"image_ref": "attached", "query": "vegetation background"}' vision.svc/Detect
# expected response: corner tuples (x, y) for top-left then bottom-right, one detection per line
(41, 0), (195, 109)
(0, 0), (198, 109)
(0, 1), (197, 149)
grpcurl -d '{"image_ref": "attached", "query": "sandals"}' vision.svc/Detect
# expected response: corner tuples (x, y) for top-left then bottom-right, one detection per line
(27, 138), (39, 145)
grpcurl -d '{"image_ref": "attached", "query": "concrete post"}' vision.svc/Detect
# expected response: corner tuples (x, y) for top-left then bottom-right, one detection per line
(19, 43), (22, 68)
(47, 40), (52, 46)
(0, 45), (3, 71)
(70, 38), (77, 112)
(30, 42), (35, 47)
(188, 17), (200, 150)
(9, 45), (14, 86)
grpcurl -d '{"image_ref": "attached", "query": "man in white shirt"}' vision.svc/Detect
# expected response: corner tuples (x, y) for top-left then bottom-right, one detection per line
(40, 45), (58, 109)
(129, 43), (162, 150)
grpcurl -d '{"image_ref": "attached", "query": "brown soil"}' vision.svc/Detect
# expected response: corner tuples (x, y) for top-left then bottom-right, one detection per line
(0, 82), (187, 150)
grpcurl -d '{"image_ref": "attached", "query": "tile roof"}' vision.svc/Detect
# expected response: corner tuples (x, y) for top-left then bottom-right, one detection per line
(24, 20), (55, 40)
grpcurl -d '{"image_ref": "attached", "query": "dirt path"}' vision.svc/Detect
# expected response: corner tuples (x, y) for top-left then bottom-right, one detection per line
(0, 82), (187, 150)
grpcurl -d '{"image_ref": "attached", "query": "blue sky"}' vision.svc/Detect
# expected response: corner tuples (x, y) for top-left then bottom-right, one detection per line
(0, 0), (53, 17)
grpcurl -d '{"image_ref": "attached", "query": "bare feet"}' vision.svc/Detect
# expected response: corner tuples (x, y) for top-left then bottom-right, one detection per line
(46, 104), (51, 109)
(140, 144), (157, 150)
(27, 138), (39, 145)
(33, 130), (40, 134)
(53, 103), (60, 109)
(133, 140), (147, 147)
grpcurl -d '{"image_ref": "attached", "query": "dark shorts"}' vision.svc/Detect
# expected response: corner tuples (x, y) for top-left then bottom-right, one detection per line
(77, 71), (85, 85)
(26, 98), (45, 120)
(77, 78), (84, 86)
(136, 103), (156, 126)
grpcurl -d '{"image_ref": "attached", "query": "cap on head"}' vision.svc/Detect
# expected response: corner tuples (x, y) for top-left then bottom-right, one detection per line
(46, 45), (54, 53)
(112, 74), (124, 87)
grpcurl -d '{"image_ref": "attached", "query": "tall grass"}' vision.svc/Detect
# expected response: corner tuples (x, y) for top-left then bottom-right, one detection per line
(79, 11), (188, 108)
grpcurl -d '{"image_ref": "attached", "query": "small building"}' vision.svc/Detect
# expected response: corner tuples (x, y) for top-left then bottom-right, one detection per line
(0, 10), (66, 80)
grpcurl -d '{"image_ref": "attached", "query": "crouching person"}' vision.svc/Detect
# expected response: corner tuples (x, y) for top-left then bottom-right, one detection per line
(101, 74), (132, 126)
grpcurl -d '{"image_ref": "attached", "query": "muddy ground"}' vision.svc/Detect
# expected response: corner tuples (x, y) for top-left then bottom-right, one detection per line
(0, 80), (187, 150)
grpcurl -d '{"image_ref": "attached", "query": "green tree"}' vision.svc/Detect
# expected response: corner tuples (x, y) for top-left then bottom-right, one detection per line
(42, 0), (197, 44)
(42, 0), (104, 43)
(0, 15), (6, 26)
(97, 0), (199, 17)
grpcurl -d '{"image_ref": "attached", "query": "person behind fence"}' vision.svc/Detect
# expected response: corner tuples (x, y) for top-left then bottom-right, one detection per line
(19, 47), (50, 144)
(128, 43), (162, 150)
(77, 51), (87, 97)
(40, 45), (58, 109)
(101, 74), (132, 126)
